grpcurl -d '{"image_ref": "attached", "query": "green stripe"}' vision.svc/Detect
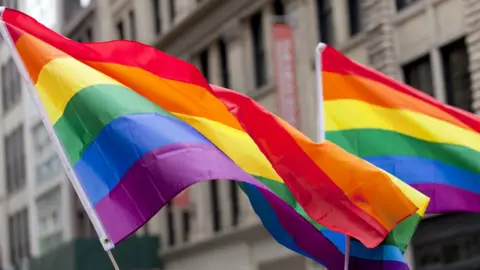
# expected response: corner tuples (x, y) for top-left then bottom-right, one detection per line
(326, 129), (480, 174)
(53, 84), (175, 164)
(250, 175), (419, 250)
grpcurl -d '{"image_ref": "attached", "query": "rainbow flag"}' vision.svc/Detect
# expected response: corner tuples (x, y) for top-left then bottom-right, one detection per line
(1, 9), (428, 269)
(213, 85), (428, 270)
(321, 45), (480, 214)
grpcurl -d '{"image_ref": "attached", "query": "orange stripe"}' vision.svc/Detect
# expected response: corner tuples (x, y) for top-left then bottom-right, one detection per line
(15, 32), (67, 83)
(85, 61), (244, 131)
(323, 72), (473, 132)
(273, 116), (415, 230)
(322, 45), (480, 133)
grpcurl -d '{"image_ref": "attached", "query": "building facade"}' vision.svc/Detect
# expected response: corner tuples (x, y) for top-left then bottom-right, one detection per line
(0, 0), (479, 269)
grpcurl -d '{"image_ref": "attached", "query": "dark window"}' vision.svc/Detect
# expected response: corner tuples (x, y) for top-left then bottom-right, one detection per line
(199, 49), (210, 81)
(414, 214), (480, 270)
(348, 0), (362, 36)
(230, 182), (240, 226)
(5, 125), (25, 193)
(403, 55), (435, 97)
(166, 202), (175, 246)
(169, 0), (176, 22)
(182, 210), (190, 242)
(316, 0), (334, 44)
(273, 0), (285, 16)
(2, 58), (21, 113)
(85, 27), (93, 42)
(396, 0), (420, 11)
(152, 0), (162, 35)
(250, 12), (267, 88)
(129, 10), (136, 40)
(441, 38), (472, 112)
(218, 39), (230, 88)
(210, 181), (221, 232)
(116, 20), (125, 40)
(9, 209), (30, 267)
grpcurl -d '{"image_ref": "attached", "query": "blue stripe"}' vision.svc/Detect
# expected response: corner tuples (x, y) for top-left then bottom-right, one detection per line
(365, 155), (480, 194)
(240, 183), (317, 261)
(73, 113), (213, 205)
(321, 230), (406, 262)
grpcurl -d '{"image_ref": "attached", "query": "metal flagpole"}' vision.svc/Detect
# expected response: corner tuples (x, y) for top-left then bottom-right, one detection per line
(0, 8), (120, 269)
(315, 42), (351, 270)
(107, 250), (120, 270)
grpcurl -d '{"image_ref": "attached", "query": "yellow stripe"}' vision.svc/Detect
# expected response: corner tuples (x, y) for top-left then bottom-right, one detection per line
(36, 58), (124, 124)
(325, 99), (480, 153)
(386, 171), (429, 216)
(173, 113), (284, 183)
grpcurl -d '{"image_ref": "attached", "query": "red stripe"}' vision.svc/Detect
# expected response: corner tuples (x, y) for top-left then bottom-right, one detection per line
(2, 8), (210, 89)
(321, 45), (480, 133)
(210, 85), (388, 247)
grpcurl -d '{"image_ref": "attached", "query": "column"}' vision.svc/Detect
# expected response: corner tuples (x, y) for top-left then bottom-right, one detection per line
(190, 182), (211, 241)
(426, 0), (447, 103)
(464, 0), (480, 112)
(94, 0), (115, 41)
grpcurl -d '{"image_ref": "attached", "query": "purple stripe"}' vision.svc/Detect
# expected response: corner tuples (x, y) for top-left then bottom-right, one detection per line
(412, 183), (480, 213)
(259, 188), (409, 270)
(94, 142), (263, 243)
(94, 142), (407, 269)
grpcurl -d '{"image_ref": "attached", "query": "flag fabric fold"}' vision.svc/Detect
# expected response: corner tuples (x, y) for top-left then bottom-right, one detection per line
(321, 45), (480, 214)
(1, 9), (428, 269)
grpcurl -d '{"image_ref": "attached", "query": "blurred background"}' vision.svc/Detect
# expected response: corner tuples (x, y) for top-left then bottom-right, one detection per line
(0, 0), (478, 269)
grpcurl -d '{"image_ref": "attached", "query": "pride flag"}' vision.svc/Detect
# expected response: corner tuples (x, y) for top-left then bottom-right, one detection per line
(321, 45), (480, 214)
(1, 9), (428, 269)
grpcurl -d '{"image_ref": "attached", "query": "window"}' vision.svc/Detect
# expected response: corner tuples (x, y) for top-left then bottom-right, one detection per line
(85, 27), (93, 42)
(169, 0), (175, 22)
(250, 12), (267, 88)
(230, 182), (240, 226)
(129, 10), (136, 40)
(403, 55), (434, 97)
(166, 202), (175, 246)
(36, 154), (62, 185)
(116, 20), (125, 40)
(348, 0), (362, 36)
(39, 232), (63, 255)
(396, 0), (420, 11)
(32, 123), (50, 156)
(37, 188), (63, 254)
(9, 209), (30, 267)
(218, 39), (230, 88)
(182, 210), (190, 242)
(273, 0), (285, 16)
(74, 197), (95, 238)
(5, 125), (26, 193)
(2, 58), (21, 113)
(152, 0), (162, 35)
(70, 26), (93, 43)
(414, 214), (480, 270)
(210, 181), (221, 232)
(199, 48), (210, 81)
(316, 0), (334, 44)
(442, 38), (472, 112)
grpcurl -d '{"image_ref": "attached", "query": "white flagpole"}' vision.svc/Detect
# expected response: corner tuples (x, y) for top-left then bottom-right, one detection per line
(0, 8), (115, 252)
(315, 42), (351, 270)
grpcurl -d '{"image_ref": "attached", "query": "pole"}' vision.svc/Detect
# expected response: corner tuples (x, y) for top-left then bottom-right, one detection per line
(315, 42), (350, 269)
(0, 5), (114, 249)
(344, 236), (351, 270)
(315, 43), (326, 142)
(107, 250), (120, 270)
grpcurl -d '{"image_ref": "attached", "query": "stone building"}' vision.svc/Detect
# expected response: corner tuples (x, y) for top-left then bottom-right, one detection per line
(0, 0), (479, 269)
